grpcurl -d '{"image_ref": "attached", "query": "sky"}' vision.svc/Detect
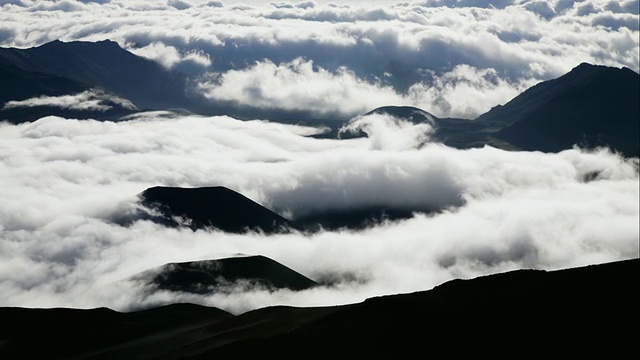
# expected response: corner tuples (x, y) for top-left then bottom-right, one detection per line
(0, 0), (638, 314)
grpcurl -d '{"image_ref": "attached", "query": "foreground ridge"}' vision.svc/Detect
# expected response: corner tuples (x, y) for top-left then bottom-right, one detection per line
(1, 258), (637, 359)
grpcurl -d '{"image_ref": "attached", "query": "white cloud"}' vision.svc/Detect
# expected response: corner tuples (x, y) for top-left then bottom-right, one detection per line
(126, 41), (212, 74)
(2, 89), (138, 111)
(0, 0), (637, 314)
(196, 60), (536, 118)
(196, 58), (407, 117)
(0, 113), (637, 314)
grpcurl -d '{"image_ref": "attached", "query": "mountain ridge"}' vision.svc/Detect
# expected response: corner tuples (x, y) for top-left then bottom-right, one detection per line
(1, 258), (636, 358)
(0, 39), (194, 111)
(478, 62), (639, 156)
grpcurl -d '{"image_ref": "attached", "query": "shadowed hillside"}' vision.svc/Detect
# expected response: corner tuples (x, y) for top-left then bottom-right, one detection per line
(1, 258), (636, 359)
(479, 63), (640, 157)
(0, 304), (232, 359)
(139, 186), (292, 233)
(0, 40), (194, 111)
(136, 255), (318, 294)
(195, 258), (640, 359)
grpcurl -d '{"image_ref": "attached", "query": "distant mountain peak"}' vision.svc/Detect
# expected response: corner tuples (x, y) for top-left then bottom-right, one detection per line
(366, 105), (438, 124)
(138, 186), (292, 233)
(476, 62), (639, 157)
(573, 62), (597, 70)
(134, 255), (318, 294)
(38, 38), (120, 47)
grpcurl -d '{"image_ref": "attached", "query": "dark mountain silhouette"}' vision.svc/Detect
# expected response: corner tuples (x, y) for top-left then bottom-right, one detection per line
(136, 255), (318, 294)
(0, 303), (232, 359)
(1, 258), (636, 359)
(0, 62), (89, 102)
(367, 105), (438, 124)
(139, 186), (292, 234)
(478, 63), (639, 157)
(0, 40), (194, 111)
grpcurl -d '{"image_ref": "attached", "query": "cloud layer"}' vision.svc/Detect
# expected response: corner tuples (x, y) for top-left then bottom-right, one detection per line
(0, 113), (637, 314)
(2, 89), (138, 111)
(1, 0), (638, 314)
(1, 0), (637, 118)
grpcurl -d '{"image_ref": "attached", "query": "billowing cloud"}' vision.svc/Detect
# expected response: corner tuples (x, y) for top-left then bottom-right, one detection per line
(126, 41), (212, 75)
(0, 0), (637, 118)
(0, 113), (637, 314)
(196, 58), (407, 118)
(2, 89), (138, 111)
(0, 0), (638, 314)
(197, 60), (535, 118)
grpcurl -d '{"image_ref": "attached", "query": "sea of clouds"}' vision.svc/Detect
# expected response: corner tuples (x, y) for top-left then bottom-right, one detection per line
(0, 113), (637, 314)
(1, 0), (638, 314)
(1, 0), (638, 119)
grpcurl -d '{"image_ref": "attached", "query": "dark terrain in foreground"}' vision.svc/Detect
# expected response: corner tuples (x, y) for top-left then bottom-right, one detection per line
(1, 258), (637, 359)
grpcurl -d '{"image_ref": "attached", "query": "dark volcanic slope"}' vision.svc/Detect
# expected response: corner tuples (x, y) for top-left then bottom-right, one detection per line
(197, 258), (640, 359)
(139, 186), (292, 233)
(0, 303), (232, 359)
(478, 63), (640, 157)
(0, 40), (192, 111)
(139, 255), (318, 294)
(1, 259), (636, 359)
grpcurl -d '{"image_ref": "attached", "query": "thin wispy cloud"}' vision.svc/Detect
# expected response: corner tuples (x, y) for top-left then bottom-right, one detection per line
(2, 89), (138, 111)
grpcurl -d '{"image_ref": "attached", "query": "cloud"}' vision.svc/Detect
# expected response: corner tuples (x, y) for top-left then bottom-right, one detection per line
(340, 113), (435, 151)
(126, 41), (212, 74)
(167, 0), (191, 10)
(0, 0), (637, 119)
(2, 89), (138, 111)
(0, 113), (637, 314)
(196, 58), (407, 118)
(196, 59), (535, 118)
(0, 0), (637, 314)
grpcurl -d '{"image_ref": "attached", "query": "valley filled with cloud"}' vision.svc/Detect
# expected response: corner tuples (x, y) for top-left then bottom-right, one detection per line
(1, 113), (637, 313)
(0, 0), (638, 317)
